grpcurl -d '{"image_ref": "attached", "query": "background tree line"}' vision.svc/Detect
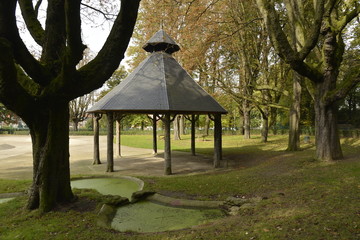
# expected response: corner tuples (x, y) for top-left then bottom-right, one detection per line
(122, 0), (359, 160)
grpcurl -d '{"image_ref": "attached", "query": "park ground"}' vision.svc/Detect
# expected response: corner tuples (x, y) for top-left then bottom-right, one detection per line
(0, 134), (359, 239)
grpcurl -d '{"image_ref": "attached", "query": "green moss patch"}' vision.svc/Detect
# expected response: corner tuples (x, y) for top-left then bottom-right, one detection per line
(111, 201), (224, 233)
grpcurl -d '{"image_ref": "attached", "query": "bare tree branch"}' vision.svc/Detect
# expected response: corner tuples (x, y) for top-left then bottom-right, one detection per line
(0, 0), (51, 86)
(34, 0), (43, 17)
(81, 3), (118, 21)
(256, 0), (324, 82)
(65, 0), (86, 67)
(18, 0), (45, 46)
(76, 0), (141, 99)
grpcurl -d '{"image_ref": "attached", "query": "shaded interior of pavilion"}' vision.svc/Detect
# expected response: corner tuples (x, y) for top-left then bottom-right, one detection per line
(88, 30), (227, 175)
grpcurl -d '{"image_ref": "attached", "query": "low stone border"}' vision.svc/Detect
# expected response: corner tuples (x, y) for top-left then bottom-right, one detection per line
(97, 204), (117, 228)
(146, 193), (223, 209)
(0, 192), (25, 199)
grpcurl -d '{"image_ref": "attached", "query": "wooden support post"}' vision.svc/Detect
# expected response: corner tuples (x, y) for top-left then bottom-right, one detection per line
(107, 112), (114, 172)
(116, 118), (121, 157)
(152, 114), (158, 155)
(214, 113), (222, 168)
(191, 114), (196, 156)
(93, 114), (102, 165)
(164, 113), (172, 175)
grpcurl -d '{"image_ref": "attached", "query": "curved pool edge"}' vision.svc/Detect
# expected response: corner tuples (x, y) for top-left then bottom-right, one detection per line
(0, 192), (25, 199)
(0, 192), (25, 204)
(120, 176), (144, 191)
(71, 175), (144, 191)
(146, 193), (224, 209)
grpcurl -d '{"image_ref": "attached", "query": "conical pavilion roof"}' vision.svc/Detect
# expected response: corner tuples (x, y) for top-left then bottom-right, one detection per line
(88, 31), (227, 115)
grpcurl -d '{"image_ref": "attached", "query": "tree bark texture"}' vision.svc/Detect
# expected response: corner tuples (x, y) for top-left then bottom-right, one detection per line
(27, 103), (74, 212)
(314, 94), (342, 160)
(287, 72), (302, 151)
(313, 31), (343, 160)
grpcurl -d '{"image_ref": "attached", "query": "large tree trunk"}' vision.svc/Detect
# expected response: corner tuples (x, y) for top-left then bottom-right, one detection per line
(0, 0), (141, 214)
(27, 103), (74, 213)
(179, 115), (185, 135)
(313, 30), (343, 161)
(314, 94), (342, 160)
(238, 107), (245, 135)
(255, 0), (358, 162)
(72, 120), (79, 131)
(287, 72), (302, 151)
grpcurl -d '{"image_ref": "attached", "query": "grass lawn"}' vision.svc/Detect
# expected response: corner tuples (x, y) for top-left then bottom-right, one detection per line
(0, 135), (359, 239)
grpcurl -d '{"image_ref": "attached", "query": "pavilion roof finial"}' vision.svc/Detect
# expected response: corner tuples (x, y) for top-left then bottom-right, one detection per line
(142, 29), (180, 54)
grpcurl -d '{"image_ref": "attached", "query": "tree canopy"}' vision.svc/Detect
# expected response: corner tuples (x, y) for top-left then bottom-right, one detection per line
(128, 0), (359, 160)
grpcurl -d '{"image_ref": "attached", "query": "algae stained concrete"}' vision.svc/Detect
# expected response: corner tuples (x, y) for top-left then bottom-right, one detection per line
(111, 201), (224, 233)
(71, 178), (142, 199)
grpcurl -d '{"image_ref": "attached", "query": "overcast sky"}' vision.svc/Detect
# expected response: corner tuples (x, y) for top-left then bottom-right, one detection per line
(16, 2), (122, 56)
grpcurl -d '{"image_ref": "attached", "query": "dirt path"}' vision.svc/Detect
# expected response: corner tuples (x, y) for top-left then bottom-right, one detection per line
(0, 135), (215, 180)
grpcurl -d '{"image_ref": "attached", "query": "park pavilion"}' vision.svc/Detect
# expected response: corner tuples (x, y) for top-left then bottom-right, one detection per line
(88, 30), (227, 175)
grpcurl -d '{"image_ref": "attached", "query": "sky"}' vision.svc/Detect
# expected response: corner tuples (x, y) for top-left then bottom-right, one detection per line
(16, 3), (127, 58)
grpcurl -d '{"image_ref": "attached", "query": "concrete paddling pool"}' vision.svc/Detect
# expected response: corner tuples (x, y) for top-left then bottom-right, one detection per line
(71, 177), (224, 233)
(71, 177), (143, 199)
(0, 198), (13, 204)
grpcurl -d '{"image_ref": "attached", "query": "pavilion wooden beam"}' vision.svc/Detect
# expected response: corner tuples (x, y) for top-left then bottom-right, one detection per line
(115, 119), (121, 157)
(163, 113), (172, 175)
(93, 113), (102, 165)
(152, 114), (158, 155)
(213, 113), (222, 168)
(188, 114), (201, 156)
(107, 112), (114, 172)
(115, 114), (125, 158)
(191, 114), (196, 156)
